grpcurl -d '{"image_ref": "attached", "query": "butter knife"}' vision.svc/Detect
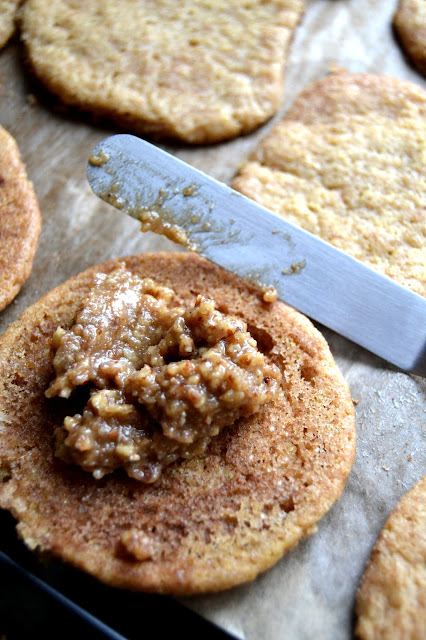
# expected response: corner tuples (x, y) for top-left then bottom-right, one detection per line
(87, 134), (426, 377)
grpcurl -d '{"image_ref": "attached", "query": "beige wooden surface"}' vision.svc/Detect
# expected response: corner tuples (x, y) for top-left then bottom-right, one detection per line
(0, 1), (425, 638)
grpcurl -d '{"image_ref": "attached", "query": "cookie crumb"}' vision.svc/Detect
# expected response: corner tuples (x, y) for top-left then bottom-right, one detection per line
(262, 286), (278, 303)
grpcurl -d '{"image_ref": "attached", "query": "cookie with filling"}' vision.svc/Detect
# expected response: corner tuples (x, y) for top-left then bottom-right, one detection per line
(355, 475), (426, 640)
(18, 0), (305, 144)
(0, 124), (41, 311)
(0, 252), (355, 595)
(232, 70), (426, 297)
(394, 0), (426, 76)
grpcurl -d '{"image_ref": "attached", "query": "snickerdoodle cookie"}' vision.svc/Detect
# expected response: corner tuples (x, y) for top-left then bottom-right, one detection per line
(232, 70), (426, 297)
(19, 0), (305, 143)
(0, 124), (41, 311)
(0, 252), (355, 595)
(394, 0), (426, 76)
(0, 0), (20, 48)
(355, 475), (426, 640)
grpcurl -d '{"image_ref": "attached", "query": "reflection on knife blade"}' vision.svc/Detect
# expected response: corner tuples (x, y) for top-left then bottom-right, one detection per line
(87, 135), (426, 377)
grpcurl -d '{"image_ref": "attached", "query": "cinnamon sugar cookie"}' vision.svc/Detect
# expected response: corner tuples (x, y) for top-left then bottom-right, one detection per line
(19, 0), (305, 144)
(0, 252), (355, 595)
(0, 124), (41, 311)
(394, 0), (426, 76)
(355, 475), (426, 640)
(0, 0), (20, 48)
(232, 70), (426, 297)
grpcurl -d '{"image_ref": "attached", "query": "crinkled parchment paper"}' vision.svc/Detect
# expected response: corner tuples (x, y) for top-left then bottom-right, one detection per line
(0, 1), (424, 639)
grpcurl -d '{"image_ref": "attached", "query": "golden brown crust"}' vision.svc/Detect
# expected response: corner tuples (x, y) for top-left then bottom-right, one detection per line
(0, 252), (355, 595)
(18, 0), (305, 144)
(0, 0), (20, 48)
(232, 70), (426, 297)
(0, 124), (41, 311)
(394, 0), (426, 77)
(355, 475), (426, 640)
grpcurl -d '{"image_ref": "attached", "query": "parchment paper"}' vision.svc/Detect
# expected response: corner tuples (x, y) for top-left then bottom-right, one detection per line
(0, 1), (425, 639)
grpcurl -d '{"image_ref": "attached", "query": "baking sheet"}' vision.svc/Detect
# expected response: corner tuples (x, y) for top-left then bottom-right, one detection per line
(0, 1), (425, 639)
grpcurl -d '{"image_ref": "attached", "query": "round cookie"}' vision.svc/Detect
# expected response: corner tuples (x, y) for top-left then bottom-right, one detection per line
(0, 0), (20, 49)
(0, 252), (355, 596)
(394, 0), (426, 76)
(0, 124), (41, 311)
(232, 70), (426, 297)
(18, 0), (305, 144)
(355, 475), (426, 640)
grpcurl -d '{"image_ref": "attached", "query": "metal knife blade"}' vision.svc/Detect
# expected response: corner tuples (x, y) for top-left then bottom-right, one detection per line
(87, 134), (426, 377)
